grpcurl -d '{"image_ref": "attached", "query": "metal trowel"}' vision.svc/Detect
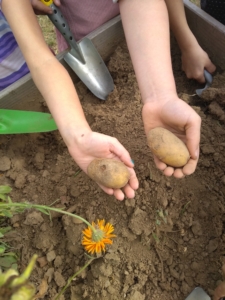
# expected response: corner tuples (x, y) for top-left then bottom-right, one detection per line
(41, 0), (114, 100)
(185, 287), (211, 300)
(0, 110), (57, 134)
(196, 70), (213, 96)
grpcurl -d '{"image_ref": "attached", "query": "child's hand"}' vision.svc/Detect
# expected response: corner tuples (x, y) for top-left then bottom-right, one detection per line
(142, 97), (201, 178)
(181, 44), (216, 83)
(31, 0), (61, 15)
(67, 131), (139, 201)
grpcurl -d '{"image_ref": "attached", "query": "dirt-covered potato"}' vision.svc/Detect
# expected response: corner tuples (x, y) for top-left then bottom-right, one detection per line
(87, 158), (130, 189)
(147, 127), (190, 167)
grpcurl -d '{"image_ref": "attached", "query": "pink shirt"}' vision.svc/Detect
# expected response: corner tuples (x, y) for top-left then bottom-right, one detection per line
(56, 0), (119, 52)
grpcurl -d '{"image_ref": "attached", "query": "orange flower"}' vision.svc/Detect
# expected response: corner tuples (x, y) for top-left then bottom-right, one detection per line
(82, 219), (116, 254)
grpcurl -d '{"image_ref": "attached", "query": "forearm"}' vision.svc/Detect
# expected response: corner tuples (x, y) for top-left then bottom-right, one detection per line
(119, 0), (177, 103)
(164, 0), (198, 51)
(2, 0), (91, 145)
(31, 59), (91, 145)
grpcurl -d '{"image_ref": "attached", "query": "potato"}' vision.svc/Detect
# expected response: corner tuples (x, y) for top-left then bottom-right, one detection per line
(147, 127), (190, 167)
(87, 158), (130, 189)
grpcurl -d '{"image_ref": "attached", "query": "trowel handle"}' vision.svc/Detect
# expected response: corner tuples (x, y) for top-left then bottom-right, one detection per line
(40, 0), (85, 63)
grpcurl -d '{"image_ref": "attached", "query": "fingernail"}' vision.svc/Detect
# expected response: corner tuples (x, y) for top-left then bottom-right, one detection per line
(131, 159), (134, 165)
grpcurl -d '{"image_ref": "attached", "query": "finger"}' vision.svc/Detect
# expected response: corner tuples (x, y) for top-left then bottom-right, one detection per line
(205, 61), (216, 74)
(194, 71), (206, 83)
(97, 184), (114, 196)
(113, 189), (125, 201)
(32, 1), (53, 14)
(127, 168), (139, 190)
(163, 166), (174, 177)
(53, 0), (61, 5)
(109, 138), (134, 168)
(98, 183), (125, 201)
(185, 114), (201, 161)
(153, 156), (167, 171)
(173, 168), (185, 178)
(123, 184), (135, 199)
(182, 158), (198, 175)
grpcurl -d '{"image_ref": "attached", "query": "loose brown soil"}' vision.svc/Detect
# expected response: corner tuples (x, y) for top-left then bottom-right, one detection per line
(1, 41), (225, 300)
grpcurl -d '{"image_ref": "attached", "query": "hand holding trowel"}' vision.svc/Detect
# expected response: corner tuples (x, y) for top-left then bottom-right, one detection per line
(41, 0), (114, 100)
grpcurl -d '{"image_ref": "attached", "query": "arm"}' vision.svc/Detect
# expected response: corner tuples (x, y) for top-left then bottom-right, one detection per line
(2, 0), (138, 200)
(119, 0), (201, 178)
(164, 0), (216, 82)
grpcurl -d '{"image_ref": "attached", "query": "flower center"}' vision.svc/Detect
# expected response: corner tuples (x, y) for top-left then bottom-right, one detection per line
(92, 229), (104, 242)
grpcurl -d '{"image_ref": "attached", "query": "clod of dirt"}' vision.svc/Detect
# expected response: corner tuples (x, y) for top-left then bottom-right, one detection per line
(46, 250), (56, 262)
(129, 208), (152, 236)
(127, 290), (145, 300)
(0, 156), (11, 171)
(191, 221), (203, 236)
(207, 238), (219, 253)
(209, 102), (225, 121)
(34, 152), (45, 170)
(24, 211), (44, 226)
(54, 271), (66, 288)
(37, 256), (48, 268)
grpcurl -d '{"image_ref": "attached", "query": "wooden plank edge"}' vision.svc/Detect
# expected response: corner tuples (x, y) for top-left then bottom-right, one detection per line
(0, 15), (124, 108)
(184, 0), (225, 69)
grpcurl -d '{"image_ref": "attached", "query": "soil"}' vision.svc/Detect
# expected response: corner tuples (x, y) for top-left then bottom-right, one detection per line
(1, 41), (225, 300)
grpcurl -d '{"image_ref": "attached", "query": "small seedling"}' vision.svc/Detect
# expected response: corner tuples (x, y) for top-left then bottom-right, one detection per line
(156, 209), (167, 224)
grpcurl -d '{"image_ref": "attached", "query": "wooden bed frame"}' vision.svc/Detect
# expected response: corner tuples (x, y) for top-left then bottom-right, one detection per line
(0, 0), (225, 109)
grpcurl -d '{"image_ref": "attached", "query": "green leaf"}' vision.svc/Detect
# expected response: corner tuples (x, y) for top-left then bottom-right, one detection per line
(0, 227), (12, 235)
(1, 210), (12, 218)
(7, 196), (12, 204)
(0, 245), (6, 254)
(37, 208), (50, 215)
(0, 255), (17, 269)
(11, 263), (18, 270)
(0, 186), (12, 195)
(0, 194), (6, 201)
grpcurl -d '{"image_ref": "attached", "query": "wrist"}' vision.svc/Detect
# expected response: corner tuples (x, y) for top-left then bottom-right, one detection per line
(142, 89), (178, 105)
(176, 32), (199, 52)
(59, 122), (92, 148)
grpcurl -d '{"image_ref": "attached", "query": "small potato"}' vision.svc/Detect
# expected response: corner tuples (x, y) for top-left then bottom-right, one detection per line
(87, 158), (130, 189)
(147, 127), (190, 168)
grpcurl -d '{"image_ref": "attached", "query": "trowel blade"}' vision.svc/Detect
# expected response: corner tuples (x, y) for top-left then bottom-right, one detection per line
(185, 287), (211, 300)
(64, 38), (114, 100)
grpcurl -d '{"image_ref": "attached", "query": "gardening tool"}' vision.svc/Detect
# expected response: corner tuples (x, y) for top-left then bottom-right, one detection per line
(185, 287), (211, 300)
(0, 110), (57, 134)
(196, 70), (213, 96)
(41, 0), (114, 100)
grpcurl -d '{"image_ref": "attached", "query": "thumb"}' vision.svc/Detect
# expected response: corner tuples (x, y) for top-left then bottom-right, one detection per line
(53, 0), (61, 6)
(32, 1), (52, 14)
(185, 119), (201, 161)
(205, 61), (216, 74)
(109, 138), (134, 168)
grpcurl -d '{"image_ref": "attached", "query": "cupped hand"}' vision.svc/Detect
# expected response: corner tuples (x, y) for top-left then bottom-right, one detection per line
(142, 97), (201, 178)
(30, 0), (60, 15)
(67, 131), (139, 201)
(181, 44), (216, 83)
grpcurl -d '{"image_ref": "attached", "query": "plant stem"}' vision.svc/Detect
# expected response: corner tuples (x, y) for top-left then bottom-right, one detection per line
(55, 257), (95, 300)
(0, 203), (96, 232)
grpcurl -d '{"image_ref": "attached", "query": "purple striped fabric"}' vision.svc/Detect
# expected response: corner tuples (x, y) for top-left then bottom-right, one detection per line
(0, 0), (119, 91)
(0, 8), (29, 91)
(55, 0), (119, 52)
